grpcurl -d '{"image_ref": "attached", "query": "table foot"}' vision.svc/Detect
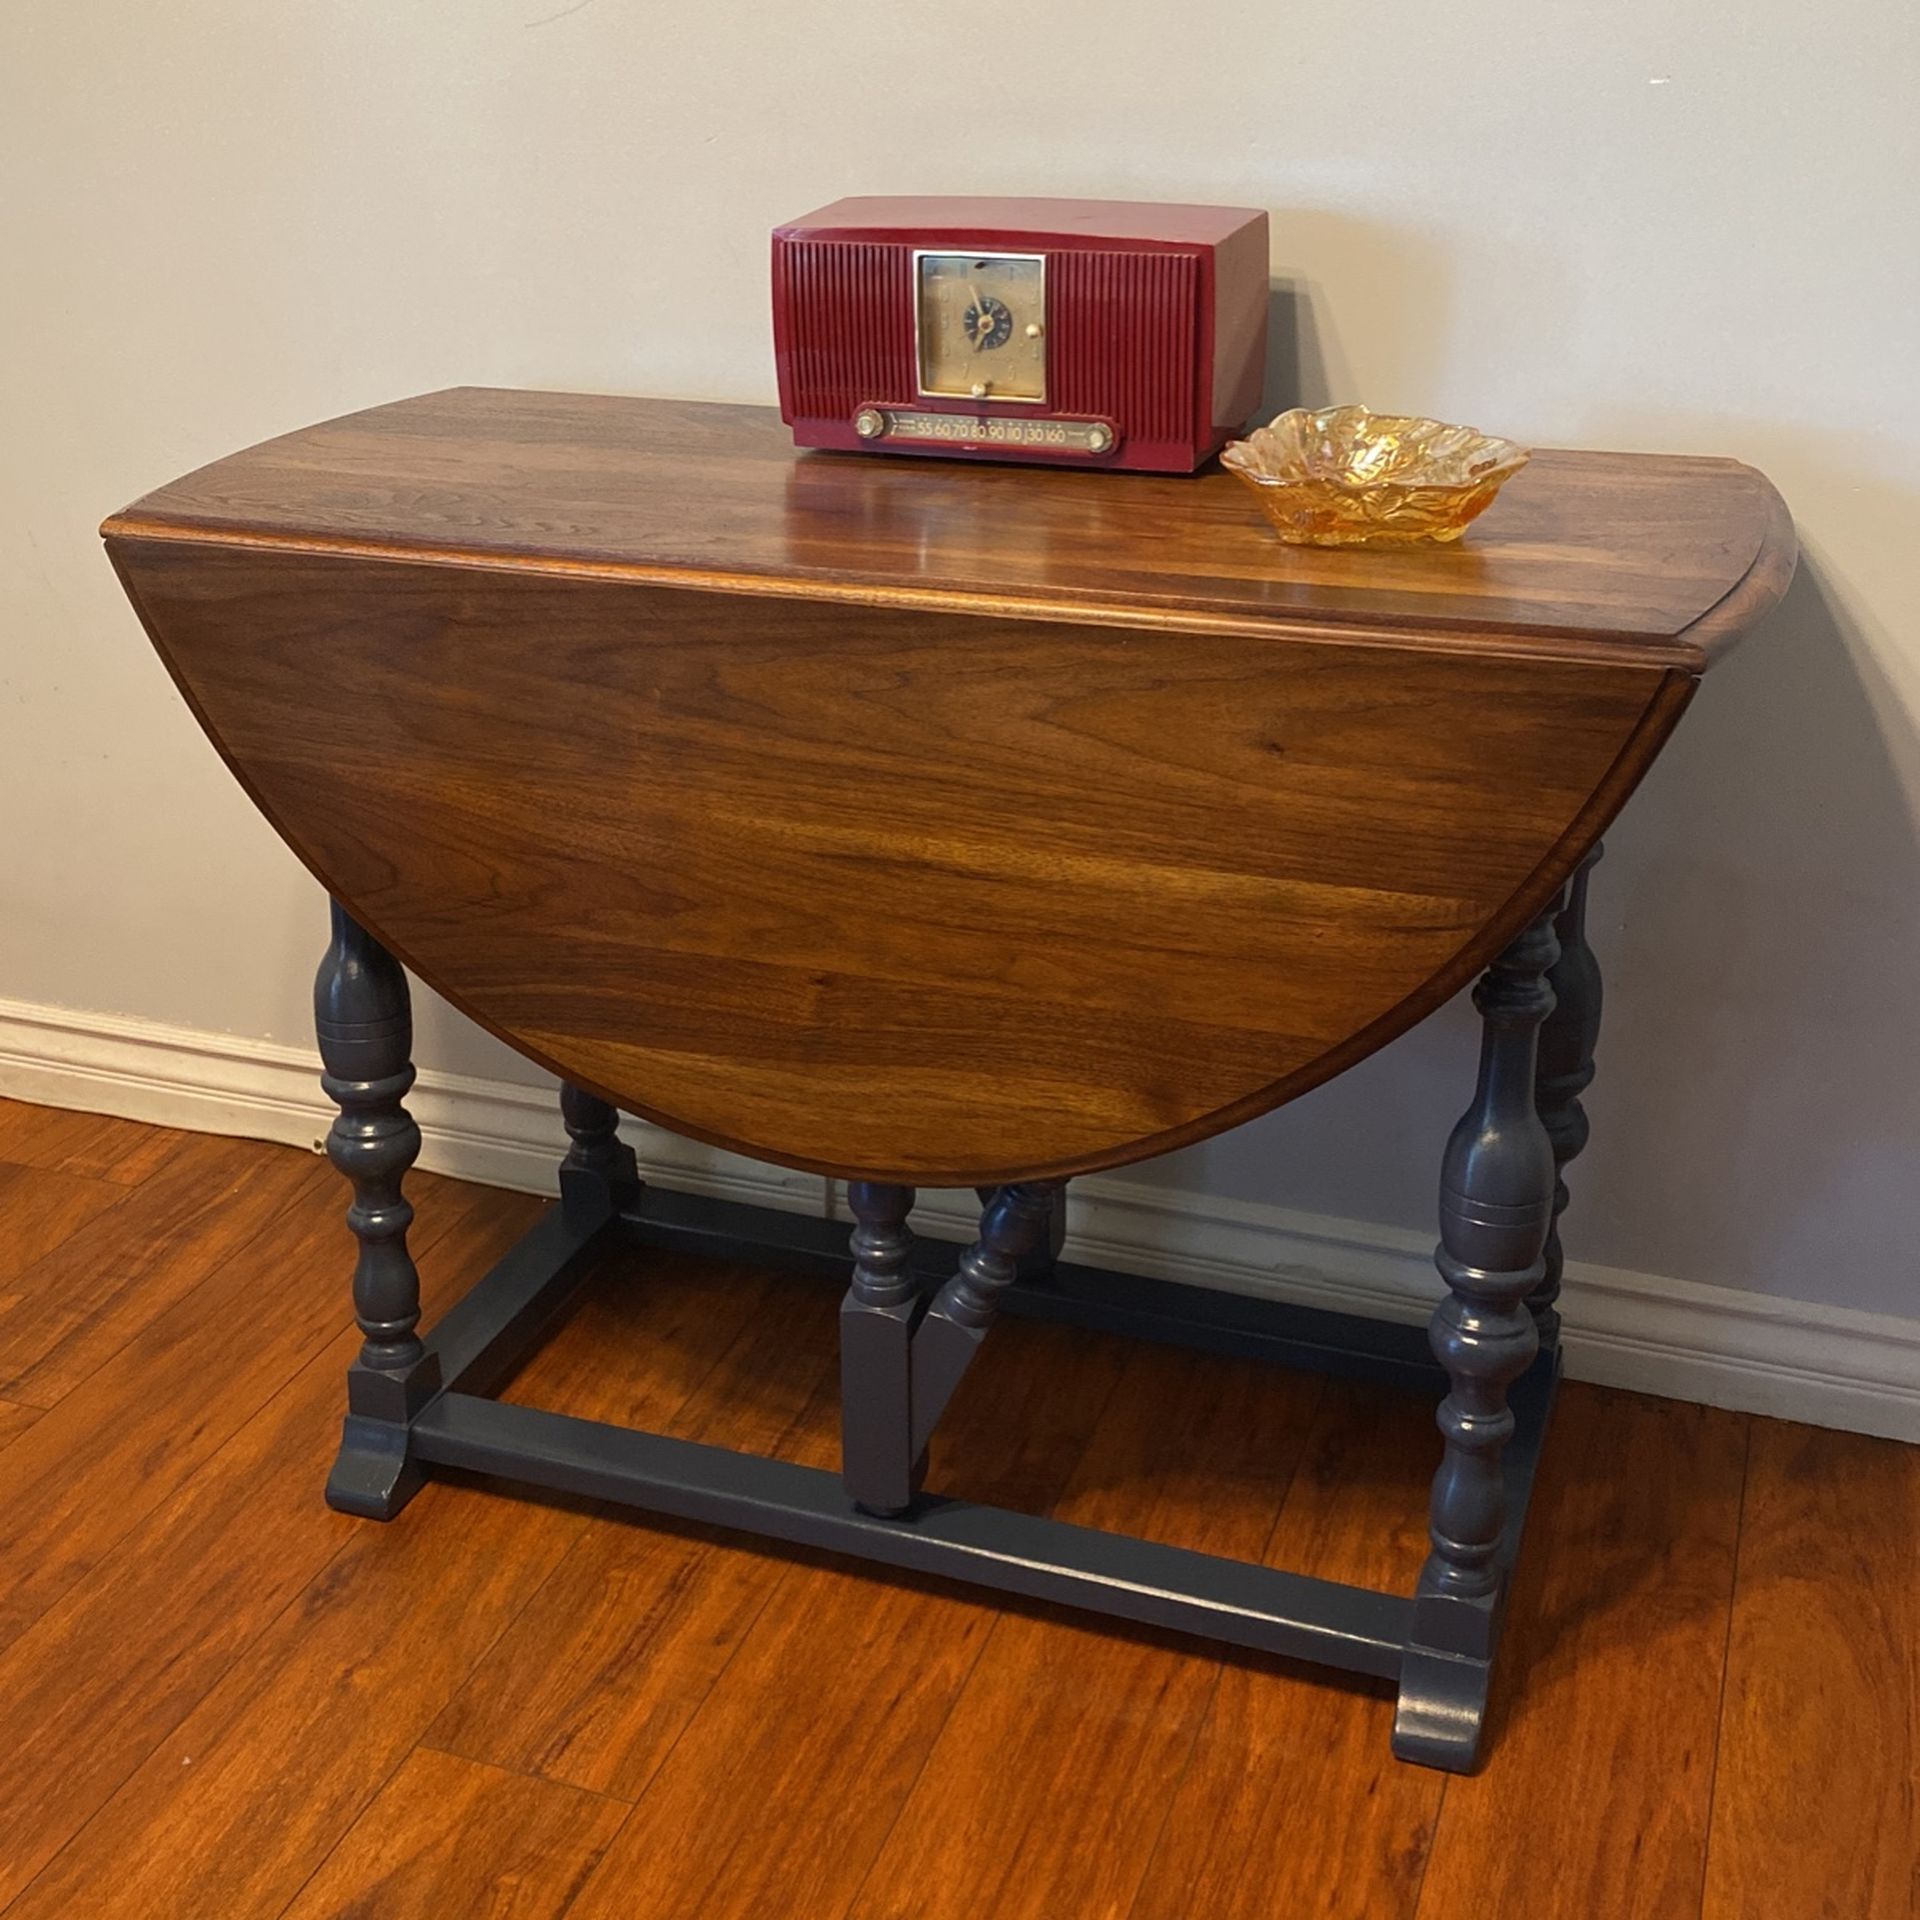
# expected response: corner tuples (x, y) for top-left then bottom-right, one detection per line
(326, 1414), (426, 1519)
(1392, 1638), (1495, 1771)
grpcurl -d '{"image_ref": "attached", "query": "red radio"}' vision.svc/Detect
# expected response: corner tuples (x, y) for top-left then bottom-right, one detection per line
(771, 196), (1269, 474)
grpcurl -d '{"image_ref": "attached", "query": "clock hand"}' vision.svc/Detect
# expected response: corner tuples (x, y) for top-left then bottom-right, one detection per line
(969, 285), (991, 347)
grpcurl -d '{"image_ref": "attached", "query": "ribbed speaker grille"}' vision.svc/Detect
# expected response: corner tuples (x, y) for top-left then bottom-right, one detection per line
(1051, 250), (1199, 445)
(780, 241), (916, 419)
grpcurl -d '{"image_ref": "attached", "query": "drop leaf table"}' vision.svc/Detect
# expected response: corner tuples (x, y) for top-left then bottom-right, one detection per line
(103, 390), (1793, 1770)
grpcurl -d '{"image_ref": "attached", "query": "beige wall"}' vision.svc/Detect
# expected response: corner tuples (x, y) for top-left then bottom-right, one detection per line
(3, 3), (1917, 1315)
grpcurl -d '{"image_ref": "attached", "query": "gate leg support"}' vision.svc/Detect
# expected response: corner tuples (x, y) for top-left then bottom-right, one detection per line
(1531, 844), (1603, 1348)
(974, 1180), (1068, 1278)
(839, 1181), (920, 1515)
(1394, 903), (1560, 1771)
(318, 903), (442, 1519)
(910, 1181), (1064, 1460)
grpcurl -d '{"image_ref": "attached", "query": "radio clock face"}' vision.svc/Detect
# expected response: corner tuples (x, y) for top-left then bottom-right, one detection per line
(916, 252), (1046, 403)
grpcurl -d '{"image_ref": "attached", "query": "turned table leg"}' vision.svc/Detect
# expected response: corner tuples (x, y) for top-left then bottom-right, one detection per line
(559, 1081), (641, 1223)
(841, 1181), (1063, 1514)
(1394, 902), (1561, 1770)
(974, 1180), (1068, 1278)
(910, 1181), (1064, 1458)
(1531, 844), (1604, 1347)
(318, 903), (442, 1519)
(839, 1181), (920, 1515)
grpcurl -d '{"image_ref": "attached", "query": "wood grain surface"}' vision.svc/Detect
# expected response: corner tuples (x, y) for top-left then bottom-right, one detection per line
(0, 1105), (1906, 1920)
(111, 534), (1688, 1181)
(0, 1398), (40, 1451)
(1130, 1381), (1446, 1920)
(0, 1174), (541, 1911)
(1416, 1391), (1749, 1919)
(0, 1163), (128, 1295)
(839, 1345), (1324, 1920)
(103, 390), (1792, 1180)
(0, 1131), (318, 1408)
(1701, 1421), (1918, 1920)
(425, 1262), (847, 1802)
(276, 1749), (628, 1920)
(105, 388), (1791, 664)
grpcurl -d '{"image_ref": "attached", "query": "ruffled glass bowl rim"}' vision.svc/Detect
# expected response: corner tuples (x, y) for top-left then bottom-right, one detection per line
(1220, 406), (1531, 494)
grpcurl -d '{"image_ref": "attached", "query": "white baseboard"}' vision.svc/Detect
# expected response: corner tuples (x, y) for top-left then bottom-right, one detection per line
(1, 994), (1914, 1443)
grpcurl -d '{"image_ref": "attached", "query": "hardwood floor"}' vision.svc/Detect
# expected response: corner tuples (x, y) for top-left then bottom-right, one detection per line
(0, 1095), (1910, 1918)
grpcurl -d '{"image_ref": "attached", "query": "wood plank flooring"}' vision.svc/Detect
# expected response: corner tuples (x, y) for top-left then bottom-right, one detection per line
(0, 1095), (1910, 1918)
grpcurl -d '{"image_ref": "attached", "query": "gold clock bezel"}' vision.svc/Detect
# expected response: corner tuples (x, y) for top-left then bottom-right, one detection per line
(912, 249), (1049, 406)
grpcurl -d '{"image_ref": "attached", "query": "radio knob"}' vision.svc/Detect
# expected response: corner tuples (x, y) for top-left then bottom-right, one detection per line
(1025, 322), (1044, 339)
(1086, 423), (1114, 454)
(853, 407), (887, 440)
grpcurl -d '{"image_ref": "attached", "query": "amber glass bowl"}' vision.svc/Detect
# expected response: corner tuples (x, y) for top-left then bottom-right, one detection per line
(1221, 406), (1530, 548)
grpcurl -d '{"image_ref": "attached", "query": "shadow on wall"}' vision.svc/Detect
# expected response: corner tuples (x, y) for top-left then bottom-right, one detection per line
(1591, 554), (1920, 1315)
(1262, 207), (1472, 419)
(1265, 280), (1335, 414)
(1140, 238), (1920, 1321)
(1134, 535), (1920, 1320)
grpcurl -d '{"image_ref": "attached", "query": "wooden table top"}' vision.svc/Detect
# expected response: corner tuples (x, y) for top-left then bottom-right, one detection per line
(105, 392), (1794, 1182)
(110, 387), (1792, 672)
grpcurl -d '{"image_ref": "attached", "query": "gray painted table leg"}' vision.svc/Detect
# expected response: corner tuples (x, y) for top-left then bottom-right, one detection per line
(839, 1181), (920, 1515)
(1393, 901), (1561, 1770)
(1531, 844), (1603, 1348)
(910, 1181), (1064, 1458)
(318, 903), (442, 1519)
(975, 1180), (1068, 1277)
(559, 1082), (641, 1224)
